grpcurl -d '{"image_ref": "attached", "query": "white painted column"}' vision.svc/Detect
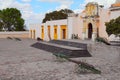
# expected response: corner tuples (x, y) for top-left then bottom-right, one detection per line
(44, 25), (48, 41)
(86, 28), (88, 39)
(92, 27), (97, 41)
(32, 30), (34, 39)
(51, 25), (54, 40)
(57, 25), (61, 40)
(92, 32), (97, 41)
(39, 26), (41, 38)
(35, 25), (39, 39)
(82, 32), (86, 40)
(29, 30), (32, 38)
(67, 17), (73, 39)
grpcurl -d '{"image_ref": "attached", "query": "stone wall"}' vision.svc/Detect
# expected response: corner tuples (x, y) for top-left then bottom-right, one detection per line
(0, 31), (29, 38)
(88, 43), (120, 63)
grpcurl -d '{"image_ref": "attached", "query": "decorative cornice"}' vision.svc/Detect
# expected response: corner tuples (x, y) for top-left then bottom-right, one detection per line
(110, 7), (120, 11)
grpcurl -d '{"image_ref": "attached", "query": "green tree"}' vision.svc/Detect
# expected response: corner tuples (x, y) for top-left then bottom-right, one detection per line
(0, 8), (25, 31)
(42, 9), (74, 23)
(105, 16), (120, 36)
(0, 22), (3, 31)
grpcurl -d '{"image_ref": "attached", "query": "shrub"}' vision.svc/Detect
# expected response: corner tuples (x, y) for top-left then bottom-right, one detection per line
(7, 37), (13, 40)
(105, 16), (120, 36)
(71, 34), (79, 39)
(95, 37), (110, 45)
(14, 37), (21, 41)
(37, 37), (43, 41)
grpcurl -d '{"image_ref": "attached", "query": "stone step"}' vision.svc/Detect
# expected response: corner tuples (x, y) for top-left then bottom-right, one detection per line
(31, 41), (91, 58)
(49, 40), (87, 49)
(110, 41), (120, 46)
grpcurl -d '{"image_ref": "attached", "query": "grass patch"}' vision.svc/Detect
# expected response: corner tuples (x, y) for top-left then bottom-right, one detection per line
(7, 37), (13, 40)
(53, 53), (101, 74)
(14, 37), (21, 41)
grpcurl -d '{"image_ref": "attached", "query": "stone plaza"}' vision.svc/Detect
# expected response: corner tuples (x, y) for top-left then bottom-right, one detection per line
(0, 38), (120, 80)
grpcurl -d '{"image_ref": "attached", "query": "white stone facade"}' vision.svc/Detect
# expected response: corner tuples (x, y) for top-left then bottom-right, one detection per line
(29, 1), (120, 41)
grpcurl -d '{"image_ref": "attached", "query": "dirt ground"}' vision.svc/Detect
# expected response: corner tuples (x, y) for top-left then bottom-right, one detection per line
(0, 38), (120, 80)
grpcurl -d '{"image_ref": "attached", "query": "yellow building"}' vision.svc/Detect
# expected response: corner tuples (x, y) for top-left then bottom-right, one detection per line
(30, 0), (120, 41)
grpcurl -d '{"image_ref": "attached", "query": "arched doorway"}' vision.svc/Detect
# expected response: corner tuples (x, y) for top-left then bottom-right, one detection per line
(41, 26), (44, 40)
(61, 25), (67, 39)
(88, 23), (93, 39)
(54, 25), (58, 40)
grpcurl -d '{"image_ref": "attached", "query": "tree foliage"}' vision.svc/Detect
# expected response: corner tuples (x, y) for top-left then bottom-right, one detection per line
(42, 9), (74, 23)
(105, 16), (120, 36)
(0, 8), (25, 31)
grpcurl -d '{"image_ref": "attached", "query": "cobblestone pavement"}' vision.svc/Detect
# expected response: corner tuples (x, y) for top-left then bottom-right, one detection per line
(0, 38), (120, 80)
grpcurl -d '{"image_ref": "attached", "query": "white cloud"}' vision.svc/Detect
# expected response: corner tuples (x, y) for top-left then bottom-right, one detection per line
(21, 0), (31, 2)
(56, 5), (68, 10)
(0, 0), (15, 10)
(26, 13), (44, 23)
(73, 3), (85, 13)
(0, 0), (44, 29)
(39, 0), (73, 4)
(10, 2), (32, 12)
(74, 9), (82, 13)
(39, 0), (74, 10)
(0, 0), (116, 29)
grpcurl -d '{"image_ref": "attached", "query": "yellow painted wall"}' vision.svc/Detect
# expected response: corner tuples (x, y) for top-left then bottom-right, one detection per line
(54, 25), (58, 40)
(48, 26), (50, 34)
(83, 21), (87, 33)
(60, 25), (67, 39)
(33, 30), (36, 39)
(30, 30), (32, 38)
(41, 26), (44, 40)
(48, 26), (51, 40)
(86, 4), (96, 16)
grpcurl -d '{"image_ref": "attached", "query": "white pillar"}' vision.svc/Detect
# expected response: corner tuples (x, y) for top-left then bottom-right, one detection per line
(44, 25), (48, 41)
(86, 28), (88, 39)
(82, 32), (86, 40)
(51, 25), (54, 40)
(92, 26), (97, 41)
(29, 30), (32, 38)
(67, 17), (73, 39)
(58, 25), (61, 39)
(32, 30), (34, 39)
(39, 26), (41, 38)
(92, 32), (97, 41)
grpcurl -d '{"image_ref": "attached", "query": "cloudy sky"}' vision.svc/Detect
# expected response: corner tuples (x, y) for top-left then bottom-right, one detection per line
(0, 0), (116, 29)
